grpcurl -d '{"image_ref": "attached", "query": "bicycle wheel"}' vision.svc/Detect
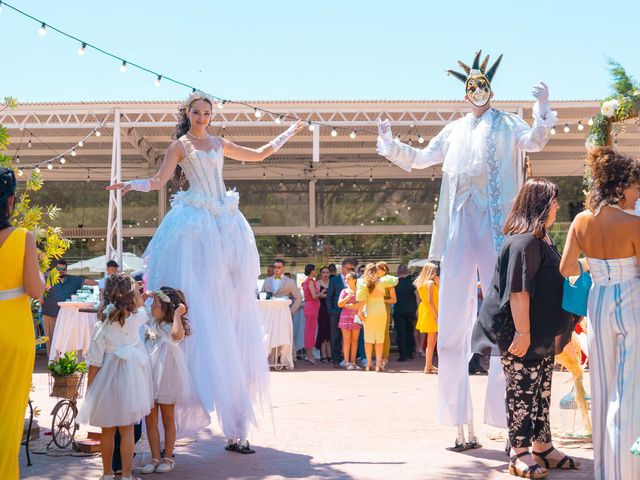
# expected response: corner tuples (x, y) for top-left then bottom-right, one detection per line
(51, 400), (78, 449)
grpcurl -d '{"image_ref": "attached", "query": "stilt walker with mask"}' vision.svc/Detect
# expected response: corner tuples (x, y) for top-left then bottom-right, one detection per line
(377, 51), (557, 450)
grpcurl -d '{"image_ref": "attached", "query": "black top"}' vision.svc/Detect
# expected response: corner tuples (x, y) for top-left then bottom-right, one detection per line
(393, 276), (417, 316)
(472, 233), (573, 360)
(41, 275), (84, 317)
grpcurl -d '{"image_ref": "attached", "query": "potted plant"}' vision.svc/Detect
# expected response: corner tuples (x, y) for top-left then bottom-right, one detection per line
(47, 352), (88, 399)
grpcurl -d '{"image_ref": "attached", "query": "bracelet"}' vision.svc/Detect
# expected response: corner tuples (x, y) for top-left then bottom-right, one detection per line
(514, 330), (530, 337)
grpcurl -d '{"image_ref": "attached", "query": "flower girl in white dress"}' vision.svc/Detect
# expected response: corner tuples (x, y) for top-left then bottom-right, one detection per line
(141, 287), (200, 474)
(77, 273), (154, 480)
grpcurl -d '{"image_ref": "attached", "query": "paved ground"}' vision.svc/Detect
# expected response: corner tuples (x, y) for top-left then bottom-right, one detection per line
(20, 353), (593, 479)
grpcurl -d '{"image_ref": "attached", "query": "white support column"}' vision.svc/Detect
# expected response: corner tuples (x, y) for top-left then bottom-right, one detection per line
(309, 179), (316, 230)
(106, 109), (123, 267)
(312, 125), (320, 163)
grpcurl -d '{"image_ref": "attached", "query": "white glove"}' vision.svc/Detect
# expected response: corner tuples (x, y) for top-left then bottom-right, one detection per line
(270, 122), (300, 152)
(124, 179), (151, 192)
(377, 118), (393, 144)
(532, 81), (551, 117)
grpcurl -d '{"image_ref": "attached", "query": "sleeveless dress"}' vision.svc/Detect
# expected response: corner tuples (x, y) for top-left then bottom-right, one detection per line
(315, 283), (331, 348)
(416, 283), (438, 334)
(356, 276), (398, 343)
(302, 277), (320, 349)
(0, 228), (33, 479)
(587, 256), (640, 480)
(143, 136), (269, 440)
(338, 289), (361, 330)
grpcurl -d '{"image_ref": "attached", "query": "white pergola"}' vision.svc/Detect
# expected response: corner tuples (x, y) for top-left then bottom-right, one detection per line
(5, 99), (634, 262)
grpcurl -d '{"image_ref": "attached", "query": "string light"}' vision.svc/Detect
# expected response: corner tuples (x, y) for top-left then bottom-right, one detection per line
(331, 127), (338, 137)
(47, 161), (53, 170)
(339, 180), (344, 187)
(59, 156), (66, 164)
(563, 123), (570, 133)
(217, 100), (224, 109)
(577, 121), (584, 131)
(95, 130), (101, 137)
(38, 22), (46, 36)
(27, 139), (32, 148)
(34, 166), (40, 173)
(587, 117), (594, 126)
(86, 171), (91, 182)
(17, 169), (23, 177)
(78, 42), (86, 55)
(550, 127), (556, 135)
(154, 75), (162, 87)
(350, 130), (357, 139)
(308, 122), (315, 132)
(254, 108), (262, 118)
(352, 181), (357, 189)
(71, 148), (76, 156)
(275, 116), (282, 125)
(418, 134), (424, 144)
(120, 61), (127, 73)
(16, 155), (20, 163)
(78, 140), (84, 147)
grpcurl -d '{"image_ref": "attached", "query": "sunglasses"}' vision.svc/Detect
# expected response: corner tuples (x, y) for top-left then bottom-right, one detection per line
(56, 266), (67, 272)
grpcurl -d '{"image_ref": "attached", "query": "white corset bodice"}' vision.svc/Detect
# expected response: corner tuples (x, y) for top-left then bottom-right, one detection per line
(170, 138), (239, 216)
(587, 257), (640, 286)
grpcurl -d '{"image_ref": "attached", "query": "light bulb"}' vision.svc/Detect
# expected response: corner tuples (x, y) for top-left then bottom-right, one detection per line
(38, 23), (47, 36)
(350, 130), (357, 139)
(418, 134), (424, 144)
(275, 116), (282, 125)
(120, 61), (127, 73)
(217, 100), (224, 109)
(78, 140), (84, 147)
(331, 128), (338, 137)
(577, 121), (584, 131)
(60, 157), (66, 164)
(16, 156), (20, 163)
(47, 162), (53, 170)
(154, 75), (162, 87)
(78, 43), (87, 55)
(339, 180), (344, 187)
(95, 130), (101, 137)
(587, 117), (594, 126)
(17, 169), (23, 177)
(254, 108), (262, 118)
(71, 148), (77, 156)
(395, 134), (401, 141)
(34, 166), (40, 173)
(563, 124), (570, 133)
(28, 139), (32, 148)
(308, 123), (315, 132)
(550, 127), (556, 135)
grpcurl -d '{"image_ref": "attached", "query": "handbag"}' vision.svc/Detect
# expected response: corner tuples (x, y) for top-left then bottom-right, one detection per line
(562, 261), (592, 317)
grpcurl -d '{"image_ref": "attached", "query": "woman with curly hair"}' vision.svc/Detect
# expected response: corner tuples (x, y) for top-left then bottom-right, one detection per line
(106, 94), (302, 453)
(560, 147), (640, 480)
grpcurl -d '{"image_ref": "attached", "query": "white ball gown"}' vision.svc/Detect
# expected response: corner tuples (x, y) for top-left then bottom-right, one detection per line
(143, 135), (270, 440)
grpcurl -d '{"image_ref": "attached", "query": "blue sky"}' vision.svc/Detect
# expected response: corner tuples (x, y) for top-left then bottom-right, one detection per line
(2, 0), (639, 103)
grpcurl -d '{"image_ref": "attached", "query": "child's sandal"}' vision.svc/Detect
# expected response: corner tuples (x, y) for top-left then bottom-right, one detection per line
(155, 457), (175, 473)
(140, 458), (161, 474)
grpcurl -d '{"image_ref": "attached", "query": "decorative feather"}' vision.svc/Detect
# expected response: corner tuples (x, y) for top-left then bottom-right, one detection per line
(446, 70), (468, 84)
(472, 50), (482, 70)
(486, 54), (504, 82)
(480, 55), (490, 73)
(457, 61), (471, 75)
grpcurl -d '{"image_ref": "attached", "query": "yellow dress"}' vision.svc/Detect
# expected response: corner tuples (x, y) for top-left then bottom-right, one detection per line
(0, 228), (34, 479)
(416, 282), (438, 334)
(357, 275), (398, 344)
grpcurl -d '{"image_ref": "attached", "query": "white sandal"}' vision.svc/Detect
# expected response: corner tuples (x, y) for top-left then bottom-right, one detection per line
(140, 458), (161, 474)
(155, 458), (175, 473)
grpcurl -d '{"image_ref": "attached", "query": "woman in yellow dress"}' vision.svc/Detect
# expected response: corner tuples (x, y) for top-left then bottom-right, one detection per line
(414, 262), (439, 374)
(0, 168), (45, 479)
(381, 263), (397, 369)
(357, 262), (398, 371)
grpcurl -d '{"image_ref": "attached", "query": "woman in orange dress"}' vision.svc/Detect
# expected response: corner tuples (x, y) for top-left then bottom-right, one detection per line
(0, 168), (45, 479)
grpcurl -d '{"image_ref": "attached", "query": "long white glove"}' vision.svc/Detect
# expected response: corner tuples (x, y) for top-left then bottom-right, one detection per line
(124, 178), (151, 192)
(531, 81), (555, 124)
(270, 122), (299, 152)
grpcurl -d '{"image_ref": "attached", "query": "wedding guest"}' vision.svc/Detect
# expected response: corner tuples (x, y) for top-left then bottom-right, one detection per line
(328, 263), (337, 278)
(261, 259), (302, 316)
(337, 272), (362, 370)
(473, 178), (577, 478)
(560, 147), (640, 480)
(414, 262), (439, 374)
(327, 259), (355, 367)
(381, 262), (397, 369)
(302, 264), (320, 364)
(315, 266), (332, 362)
(99, 260), (120, 290)
(0, 167), (46, 479)
(393, 264), (417, 362)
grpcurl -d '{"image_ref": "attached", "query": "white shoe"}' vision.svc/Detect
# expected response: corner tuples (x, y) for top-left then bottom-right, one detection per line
(346, 363), (355, 370)
(155, 458), (175, 473)
(140, 458), (160, 474)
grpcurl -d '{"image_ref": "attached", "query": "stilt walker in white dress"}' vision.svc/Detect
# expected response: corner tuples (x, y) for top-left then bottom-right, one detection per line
(107, 93), (303, 454)
(377, 51), (556, 450)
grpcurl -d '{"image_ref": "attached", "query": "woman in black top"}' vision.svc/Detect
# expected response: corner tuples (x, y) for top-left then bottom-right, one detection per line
(473, 178), (578, 479)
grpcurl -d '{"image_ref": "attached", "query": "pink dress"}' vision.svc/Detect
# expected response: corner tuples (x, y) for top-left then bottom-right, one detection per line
(302, 277), (320, 349)
(338, 289), (361, 331)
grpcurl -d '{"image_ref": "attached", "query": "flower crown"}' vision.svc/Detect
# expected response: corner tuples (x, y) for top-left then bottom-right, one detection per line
(154, 290), (171, 303)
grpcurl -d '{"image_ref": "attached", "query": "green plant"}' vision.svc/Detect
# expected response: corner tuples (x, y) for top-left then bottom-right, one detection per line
(0, 97), (70, 285)
(47, 352), (88, 376)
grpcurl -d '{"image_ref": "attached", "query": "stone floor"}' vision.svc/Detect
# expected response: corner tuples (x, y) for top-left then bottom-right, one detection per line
(20, 353), (593, 479)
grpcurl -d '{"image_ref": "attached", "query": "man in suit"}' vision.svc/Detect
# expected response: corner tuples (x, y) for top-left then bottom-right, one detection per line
(261, 258), (302, 315)
(326, 258), (356, 368)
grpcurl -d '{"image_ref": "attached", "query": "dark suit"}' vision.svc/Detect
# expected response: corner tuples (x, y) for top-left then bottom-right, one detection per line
(326, 274), (346, 364)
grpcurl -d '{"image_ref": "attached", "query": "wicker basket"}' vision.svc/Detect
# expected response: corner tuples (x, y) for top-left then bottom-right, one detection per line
(49, 372), (85, 400)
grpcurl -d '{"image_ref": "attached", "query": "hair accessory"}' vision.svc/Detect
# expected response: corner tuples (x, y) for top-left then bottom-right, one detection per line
(154, 290), (171, 303)
(102, 303), (116, 317)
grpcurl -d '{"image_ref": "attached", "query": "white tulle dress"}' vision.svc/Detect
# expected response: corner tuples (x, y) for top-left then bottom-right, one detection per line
(77, 309), (154, 428)
(143, 135), (270, 440)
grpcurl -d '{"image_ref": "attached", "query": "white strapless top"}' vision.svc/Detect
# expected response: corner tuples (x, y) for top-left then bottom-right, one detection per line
(170, 137), (239, 216)
(586, 257), (640, 286)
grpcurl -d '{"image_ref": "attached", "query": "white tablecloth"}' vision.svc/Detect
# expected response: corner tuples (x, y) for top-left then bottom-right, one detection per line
(257, 298), (294, 370)
(49, 302), (98, 361)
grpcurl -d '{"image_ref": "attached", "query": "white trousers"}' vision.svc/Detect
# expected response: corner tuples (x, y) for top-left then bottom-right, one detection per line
(436, 199), (507, 427)
(588, 279), (640, 480)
